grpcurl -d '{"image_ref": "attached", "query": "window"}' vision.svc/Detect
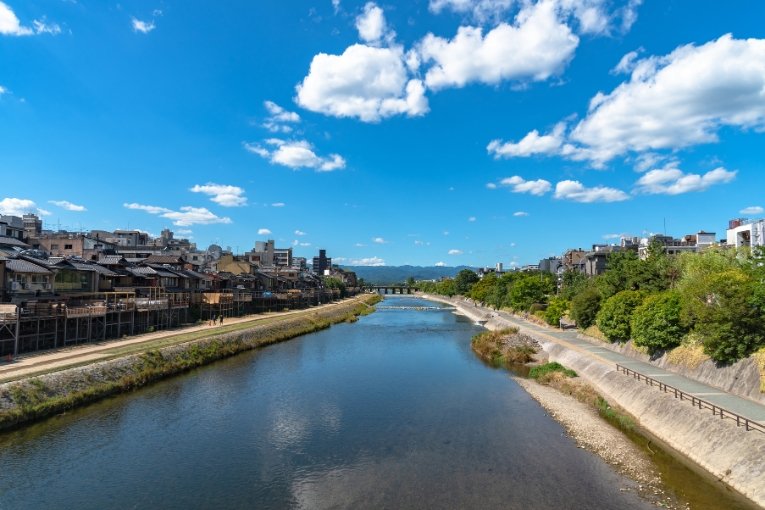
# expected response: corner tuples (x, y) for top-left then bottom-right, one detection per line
(50, 244), (59, 249)
(65, 244), (73, 250)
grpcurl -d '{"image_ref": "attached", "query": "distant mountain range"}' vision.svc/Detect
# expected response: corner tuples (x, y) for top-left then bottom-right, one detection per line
(339, 265), (475, 285)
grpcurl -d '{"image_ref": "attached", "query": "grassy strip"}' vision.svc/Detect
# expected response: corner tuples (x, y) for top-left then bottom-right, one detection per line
(471, 328), (539, 366)
(529, 362), (577, 380)
(0, 295), (380, 432)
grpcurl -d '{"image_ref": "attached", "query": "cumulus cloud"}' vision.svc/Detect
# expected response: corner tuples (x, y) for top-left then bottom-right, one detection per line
(419, 1), (579, 90)
(123, 203), (232, 226)
(271, 202), (286, 207)
(634, 166), (736, 195)
(448, 249), (463, 255)
(428, 0), (514, 22)
(355, 2), (391, 45)
(740, 206), (764, 216)
(190, 183), (247, 207)
(488, 122), (566, 158)
(0, 197), (45, 216)
(49, 200), (86, 212)
(554, 180), (629, 203)
(495, 175), (552, 196)
(258, 228), (272, 235)
(503, 35), (765, 167)
(0, 2), (61, 36)
(434, 261), (447, 267)
(513, 211), (529, 217)
(295, 230), (307, 236)
(372, 237), (387, 244)
(296, 44), (428, 122)
(245, 139), (346, 172)
(131, 17), (155, 33)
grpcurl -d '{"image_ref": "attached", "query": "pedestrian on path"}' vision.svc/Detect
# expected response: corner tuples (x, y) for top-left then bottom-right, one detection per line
(218, 314), (223, 325)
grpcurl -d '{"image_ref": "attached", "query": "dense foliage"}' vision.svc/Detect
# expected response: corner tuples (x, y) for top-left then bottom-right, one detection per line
(631, 291), (686, 354)
(418, 245), (765, 364)
(596, 290), (645, 343)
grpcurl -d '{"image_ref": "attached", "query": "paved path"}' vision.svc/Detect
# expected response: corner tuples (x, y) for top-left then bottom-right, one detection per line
(0, 297), (361, 384)
(446, 296), (765, 427)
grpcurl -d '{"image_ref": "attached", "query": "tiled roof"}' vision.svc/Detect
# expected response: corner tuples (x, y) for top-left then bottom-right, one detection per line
(5, 258), (52, 274)
(0, 236), (29, 248)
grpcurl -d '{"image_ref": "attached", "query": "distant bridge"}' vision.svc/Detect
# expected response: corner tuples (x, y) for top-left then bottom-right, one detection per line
(370, 286), (419, 295)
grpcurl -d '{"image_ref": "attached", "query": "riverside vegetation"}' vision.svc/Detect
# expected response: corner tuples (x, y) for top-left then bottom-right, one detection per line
(420, 245), (765, 382)
(0, 294), (381, 431)
(470, 329), (636, 432)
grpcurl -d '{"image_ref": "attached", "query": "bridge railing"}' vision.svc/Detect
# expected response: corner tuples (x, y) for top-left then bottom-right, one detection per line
(615, 364), (764, 434)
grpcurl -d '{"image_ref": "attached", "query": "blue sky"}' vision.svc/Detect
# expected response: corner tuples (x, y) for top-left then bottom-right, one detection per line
(2, 1), (765, 268)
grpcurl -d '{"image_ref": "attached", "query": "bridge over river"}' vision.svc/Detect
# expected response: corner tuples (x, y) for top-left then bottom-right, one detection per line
(370, 286), (419, 295)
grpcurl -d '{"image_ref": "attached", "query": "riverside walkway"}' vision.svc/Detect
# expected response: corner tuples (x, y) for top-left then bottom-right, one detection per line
(438, 295), (765, 429)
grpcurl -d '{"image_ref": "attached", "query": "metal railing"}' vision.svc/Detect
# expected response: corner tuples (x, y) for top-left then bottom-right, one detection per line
(615, 364), (765, 433)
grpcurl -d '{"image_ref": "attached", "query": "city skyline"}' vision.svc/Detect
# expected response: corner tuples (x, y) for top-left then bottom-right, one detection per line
(2, 1), (765, 267)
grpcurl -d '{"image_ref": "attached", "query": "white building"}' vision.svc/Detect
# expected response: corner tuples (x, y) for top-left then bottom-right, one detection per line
(727, 219), (765, 249)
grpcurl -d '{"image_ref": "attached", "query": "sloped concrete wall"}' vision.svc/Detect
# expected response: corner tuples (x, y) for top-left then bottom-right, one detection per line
(546, 342), (765, 508)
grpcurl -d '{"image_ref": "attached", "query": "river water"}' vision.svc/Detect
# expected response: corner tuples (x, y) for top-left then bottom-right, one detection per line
(0, 297), (661, 509)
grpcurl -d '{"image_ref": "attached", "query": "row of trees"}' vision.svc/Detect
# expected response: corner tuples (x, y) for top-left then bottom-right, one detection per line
(418, 246), (765, 364)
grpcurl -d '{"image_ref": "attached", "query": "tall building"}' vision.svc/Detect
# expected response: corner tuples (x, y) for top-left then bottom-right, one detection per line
(313, 249), (331, 274)
(22, 214), (42, 240)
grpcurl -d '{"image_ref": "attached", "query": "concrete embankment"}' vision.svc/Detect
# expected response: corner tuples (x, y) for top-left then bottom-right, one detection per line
(0, 295), (380, 432)
(422, 294), (765, 508)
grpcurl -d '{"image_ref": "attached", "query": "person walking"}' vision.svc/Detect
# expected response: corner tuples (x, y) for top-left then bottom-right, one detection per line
(218, 314), (224, 325)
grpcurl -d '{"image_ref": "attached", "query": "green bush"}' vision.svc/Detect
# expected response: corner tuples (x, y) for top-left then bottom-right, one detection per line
(596, 290), (645, 342)
(543, 297), (569, 326)
(569, 287), (601, 329)
(631, 291), (687, 354)
(529, 362), (577, 379)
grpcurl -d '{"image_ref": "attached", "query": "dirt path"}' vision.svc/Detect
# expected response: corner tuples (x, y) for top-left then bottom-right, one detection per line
(0, 297), (365, 383)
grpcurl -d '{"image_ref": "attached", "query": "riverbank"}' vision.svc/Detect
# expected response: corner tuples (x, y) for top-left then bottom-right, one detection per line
(422, 293), (765, 509)
(0, 294), (381, 432)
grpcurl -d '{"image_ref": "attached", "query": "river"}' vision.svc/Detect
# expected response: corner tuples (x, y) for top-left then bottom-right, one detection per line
(0, 296), (661, 509)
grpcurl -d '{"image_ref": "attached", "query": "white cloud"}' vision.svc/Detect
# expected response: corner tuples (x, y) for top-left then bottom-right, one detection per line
(296, 44), (428, 122)
(0, 2), (60, 36)
(258, 228), (272, 235)
(299, 242), (311, 247)
(554, 180), (629, 203)
(355, 2), (391, 45)
(634, 166), (736, 195)
(513, 211), (529, 217)
(271, 202), (285, 207)
(434, 261), (447, 267)
(295, 230), (307, 236)
(350, 256), (386, 266)
(354, 242), (366, 247)
(49, 200), (86, 212)
(190, 183), (247, 207)
(372, 237), (386, 244)
(123, 203), (232, 226)
(488, 122), (566, 158)
(414, 239), (431, 246)
(263, 100), (301, 133)
(131, 17), (155, 34)
(612, 48), (642, 74)
(332, 0), (341, 13)
(245, 139), (346, 172)
(0, 197), (44, 216)
(419, 1), (579, 90)
(571, 35), (765, 165)
(602, 233), (624, 240)
(468, 216), (476, 222)
(485, 182), (497, 189)
(740, 206), (764, 216)
(176, 229), (193, 236)
(448, 249), (463, 255)
(497, 175), (552, 196)
(429, 0), (638, 33)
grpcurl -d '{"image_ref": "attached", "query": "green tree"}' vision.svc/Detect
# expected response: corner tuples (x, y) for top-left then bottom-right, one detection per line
(454, 269), (480, 295)
(631, 291), (687, 353)
(543, 297), (569, 326)
(468, 272), (497, 305)
(505, 273), (553, 311)
(560, 270), (588, 300)
(596, 290), (645, 342)
(406, 277), (416, 288)
(569, 287), (601, 329)
(436, 278), (457, 297)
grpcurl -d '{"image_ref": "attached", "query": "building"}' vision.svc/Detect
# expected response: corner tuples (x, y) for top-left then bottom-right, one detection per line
(292, 256), (308, 271)
(22, 214), (42, 240)
(28, 233), (118, 260)
(274, 247), (292, 268)
(727, 218), (765, 249)
(638, 231), (715, 259)
(312, 249), (331, 274)
(0, 215), (24, 241)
